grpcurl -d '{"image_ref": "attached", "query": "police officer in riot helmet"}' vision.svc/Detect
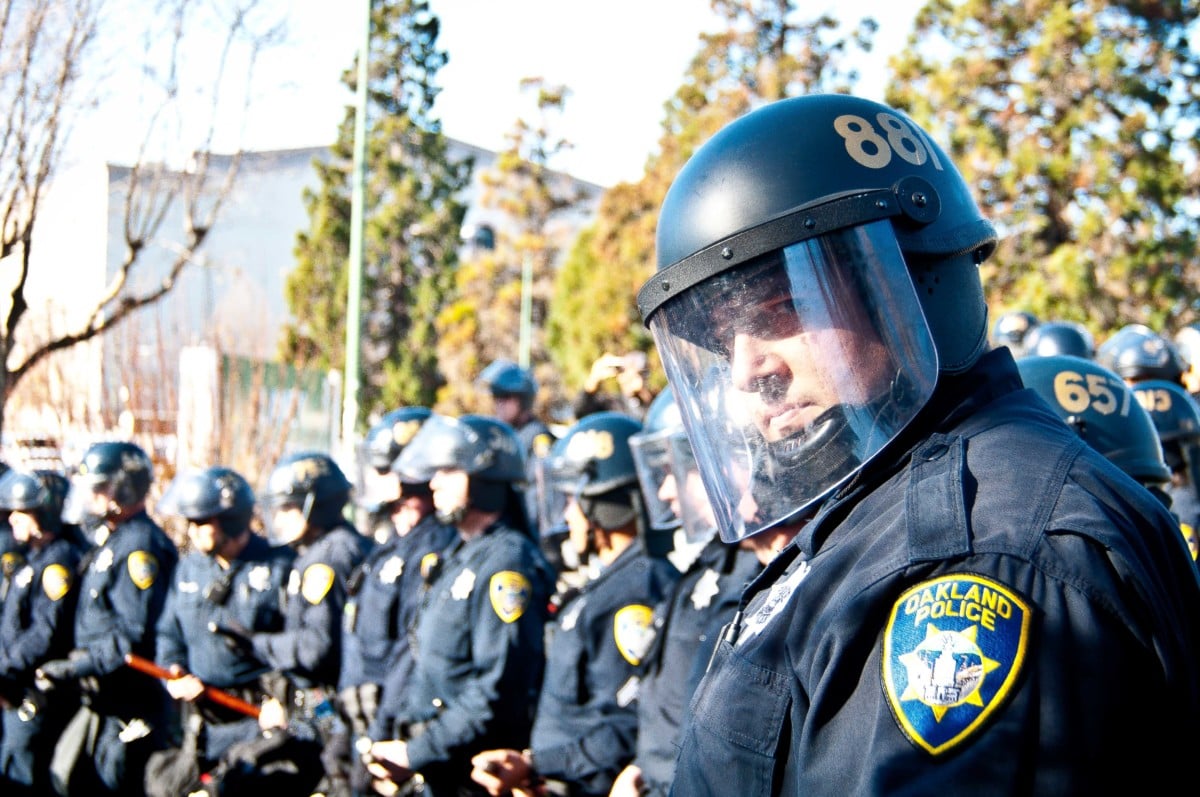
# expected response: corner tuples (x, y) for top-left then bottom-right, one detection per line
(360, 406), (433, 543)
(0, 459), (26, 609)
(478, 359), (556, 539)
(470, 411), (678, 797)
(367, 415), (553, 796)
(636, 94), (1200, 794)
(1173, 322), (1200, 398)
(146, 466), (294, 795)
(613, 393), (763, 797)
(1096, 323), (1186, 386)
(38, 441), (178, 797)
(990, 310), (1038, 356)
(195, 452), (369, 796)
(1016, 356), (1173, 504)
(1020, 320), (1095, 359)
(1130, 378), (1200, 565)
(0, 469), (84, 795)
(319, 408), (456, 796)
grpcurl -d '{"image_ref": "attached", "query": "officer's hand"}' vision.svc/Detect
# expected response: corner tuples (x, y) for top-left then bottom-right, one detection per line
(208, 620), (256, 658)
(165, 671), (204, 703)
(366, 740), (411, 793)
(609, 763), (644, 797)
(470, 748), (532, 796)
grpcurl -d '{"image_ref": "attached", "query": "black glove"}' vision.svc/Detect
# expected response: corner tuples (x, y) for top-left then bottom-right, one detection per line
(208, 621), (258, 660)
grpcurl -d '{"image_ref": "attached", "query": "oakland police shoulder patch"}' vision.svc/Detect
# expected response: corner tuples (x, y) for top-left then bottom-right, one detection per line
(301, 563), (336, 605)
(127, 551), (159, 590)
(42, 563), (72, 601)
(614, 604), (655, 666)
(882, 573), (1032, 756)
(489, 571), (531, 623)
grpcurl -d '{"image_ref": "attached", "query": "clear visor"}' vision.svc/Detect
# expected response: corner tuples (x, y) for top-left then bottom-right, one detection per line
(629, 428), (683, 533)
(647, 220), (938, 541)
(533, 456), (580, 539)
(667, 431), (718, 544)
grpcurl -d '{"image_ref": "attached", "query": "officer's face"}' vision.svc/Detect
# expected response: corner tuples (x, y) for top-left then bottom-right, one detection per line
(271, 505), (307, 545)
(718, 294), (892, 444)
(657, 472), (681, 518)
(564, 495), (590, 556)
(10, 510), (45, 546)
(430, 469), (469, 518)
(188, 518), (223, 555)
(389, 494), (427, 537)
(492, 394), (524, 426)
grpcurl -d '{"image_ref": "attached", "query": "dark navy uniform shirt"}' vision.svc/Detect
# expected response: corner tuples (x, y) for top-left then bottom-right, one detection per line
(0, 524), (26, 605)
(72, 511), (178, 709)
(1166, 483), (1200, 567)
(250, 524), (372, 690)
(671, 348), (1200, 796)
(156, 534), (294, 688)
(633, 538), (761, 796)
(0, 536), (83, 686)
(400, 522), (553, 782)
(340, 514), (456, 691)
(529, 538), (678, 797)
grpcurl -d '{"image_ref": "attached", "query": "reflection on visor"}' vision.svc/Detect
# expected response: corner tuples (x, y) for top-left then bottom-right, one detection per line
(630, 429), (683, 533)
(648, 219), (938, 542)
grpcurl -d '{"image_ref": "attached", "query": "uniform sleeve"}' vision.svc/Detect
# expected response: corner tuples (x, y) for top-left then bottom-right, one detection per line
(0, 562), (75, 677)
(155, 573), (189, 671)
(531, 599), (645, 790)
(81, 541), (175, 676)
(405, 546), (547, 770)
(251, 563), (345, 681)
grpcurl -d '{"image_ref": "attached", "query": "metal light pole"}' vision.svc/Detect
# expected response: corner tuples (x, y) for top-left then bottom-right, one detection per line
(341, 0), (371, 461)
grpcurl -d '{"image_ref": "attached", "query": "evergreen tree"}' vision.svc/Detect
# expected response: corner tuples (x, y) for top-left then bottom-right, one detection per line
(434, 79), (589, 417)
(545, 1), (878, 392)
(886, 0), (1199, 336)
(285, 0), (470, 424)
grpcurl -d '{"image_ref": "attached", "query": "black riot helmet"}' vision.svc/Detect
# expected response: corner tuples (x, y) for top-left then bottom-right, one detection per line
(629, 387), (685, 534)
(72, 441), (154, 512)
(637, 94), (996, 541)
(991, 310), (1039, 355)
(1131, 379), (1200, 488)
(538, 412), (644, 533)
(262, 451), (351, 530)
(363, 406), (432, 473)
(0, 469), (70, 534)
(1017, 355), (1170, 486)
(1096, 324), (1185, 385)
(477, 359), (538, 409)
(1022, 320), (1096, 360)
(395, 414), (529, 530)
(159, 466), (256, 538)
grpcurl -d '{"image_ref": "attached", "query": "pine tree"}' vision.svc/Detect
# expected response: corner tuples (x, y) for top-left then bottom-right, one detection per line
(886, 0), (1199, 337)
(285, 0), (470, 424)
(434, 79), (589, 418)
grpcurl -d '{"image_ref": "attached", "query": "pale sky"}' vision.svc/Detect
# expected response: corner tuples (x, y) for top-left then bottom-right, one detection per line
(86, 0), (924, 188)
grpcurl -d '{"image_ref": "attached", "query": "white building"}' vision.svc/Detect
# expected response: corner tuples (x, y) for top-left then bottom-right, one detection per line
(9, 139), (604, 472)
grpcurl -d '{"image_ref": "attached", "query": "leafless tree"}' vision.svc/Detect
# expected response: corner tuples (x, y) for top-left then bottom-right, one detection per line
(0, 0), (288, 441)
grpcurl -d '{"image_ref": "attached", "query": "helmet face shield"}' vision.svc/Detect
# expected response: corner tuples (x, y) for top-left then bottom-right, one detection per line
(647, 220), (938, 541)
(630, 428), (682, 533)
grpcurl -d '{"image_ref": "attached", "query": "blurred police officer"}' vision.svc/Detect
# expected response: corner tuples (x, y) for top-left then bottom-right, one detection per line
(478, 359), (556, 539)
(1019, 319), (1095, 359)
(1131, 378), (1200, 564)
(470, 411), (679, 797)
(38, 441), (178, 796)
(0, 470), (83, 796)
(1096, 323), (1186, 386)
(146, 466), (294, 794)
(611, 391), (762, 797)
(1017, 355), (1174, 505)
(1174, 322), (1200, 398)
(235, 452), (371, 723)
(320, 408), (456, 796)
(0, 461), (26, 607)
(989, 310), (1038, 357)
(634, 94), (1200, 794)
(366, 414), (553, 796)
